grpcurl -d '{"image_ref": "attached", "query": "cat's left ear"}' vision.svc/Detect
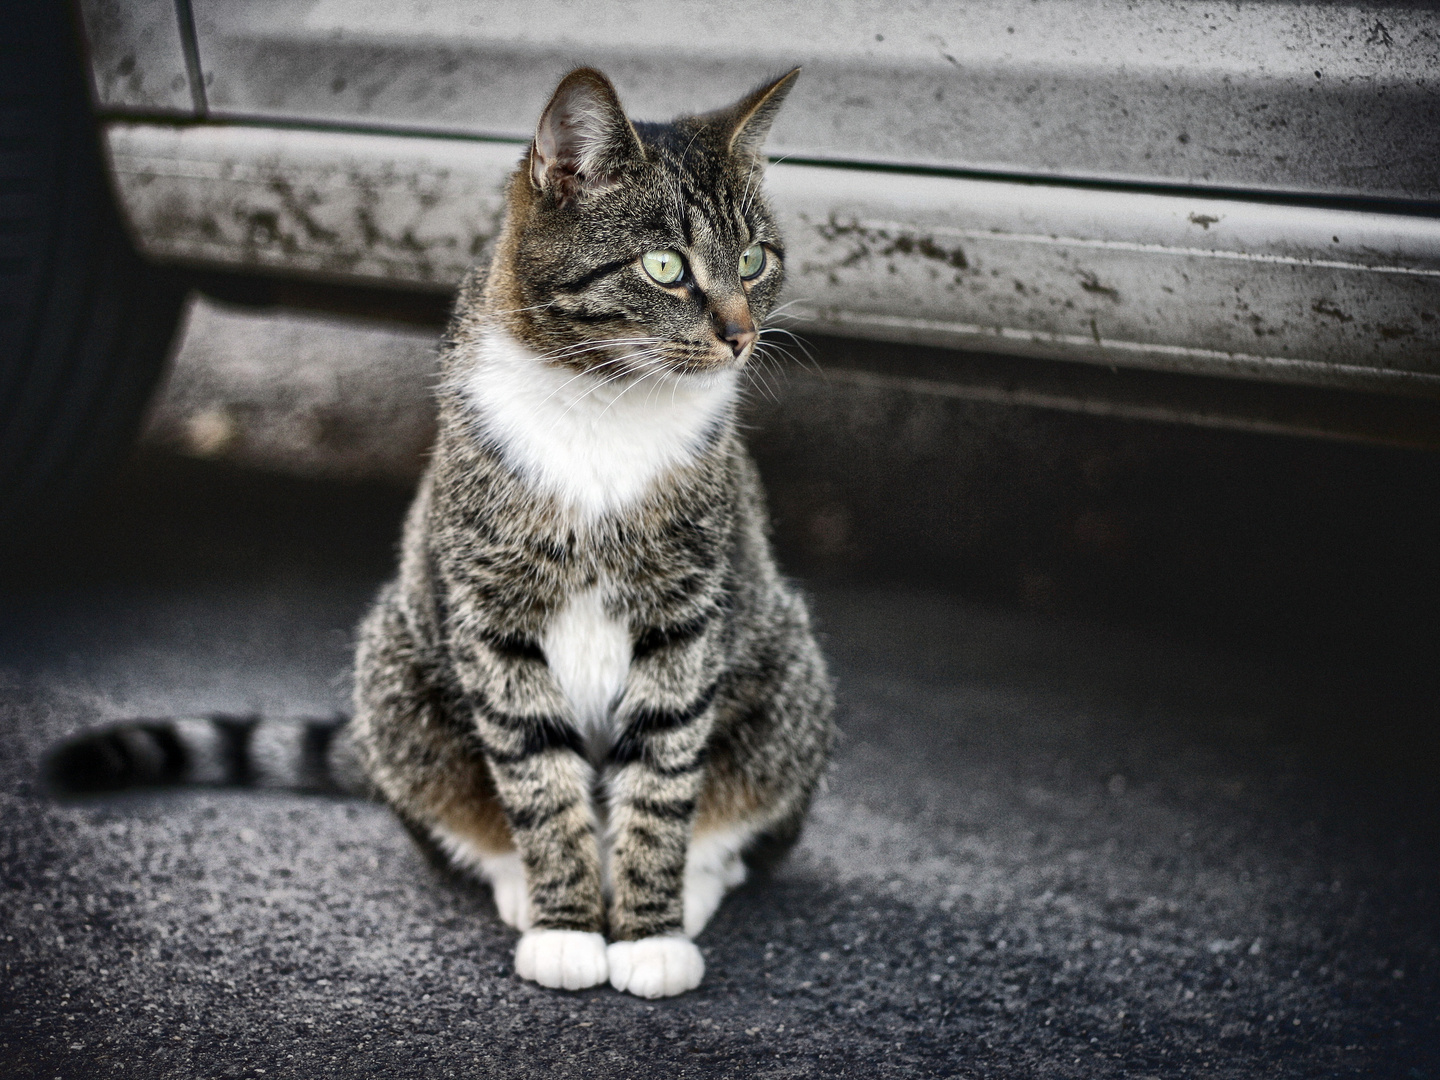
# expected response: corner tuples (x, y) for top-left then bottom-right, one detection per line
(713, 68), (801, 159)
(530, 67), (645, 206)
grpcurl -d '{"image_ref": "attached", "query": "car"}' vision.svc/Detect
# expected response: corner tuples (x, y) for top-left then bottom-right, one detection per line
(4, 0), (1438, 534)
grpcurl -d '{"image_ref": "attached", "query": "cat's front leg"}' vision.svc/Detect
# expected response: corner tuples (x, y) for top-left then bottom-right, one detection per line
(459, 646), (610, 991)
(603, 676), (716, 998)
(475, 704), (610, 989)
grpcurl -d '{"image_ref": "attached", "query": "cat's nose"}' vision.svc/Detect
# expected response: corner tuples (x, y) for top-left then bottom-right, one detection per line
(717, 320), (757, 358)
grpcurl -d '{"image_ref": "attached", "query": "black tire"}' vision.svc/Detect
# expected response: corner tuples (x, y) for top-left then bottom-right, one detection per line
(0, 4), (187, 542)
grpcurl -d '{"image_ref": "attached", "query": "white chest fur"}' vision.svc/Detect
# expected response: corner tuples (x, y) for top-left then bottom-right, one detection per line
(542, 584), (630, 752)
(459, 327), (738, 521)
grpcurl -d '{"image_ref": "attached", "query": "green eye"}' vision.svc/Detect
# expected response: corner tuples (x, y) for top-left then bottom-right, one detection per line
(641, 249), (685, 285)
(739, 243), (766, 279)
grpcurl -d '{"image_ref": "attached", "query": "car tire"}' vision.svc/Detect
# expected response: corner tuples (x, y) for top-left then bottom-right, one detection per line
(0, 5), (187, 542)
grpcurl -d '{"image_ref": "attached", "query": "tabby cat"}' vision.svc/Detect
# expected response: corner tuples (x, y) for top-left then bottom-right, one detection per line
(46, 67), (835, 1000)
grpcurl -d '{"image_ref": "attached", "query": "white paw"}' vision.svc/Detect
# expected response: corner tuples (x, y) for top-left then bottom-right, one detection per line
(480, 852), (531, 931)
(515, 929), (609, 991)
(607, 936), (705, 998)
(683, 832), (749, 937)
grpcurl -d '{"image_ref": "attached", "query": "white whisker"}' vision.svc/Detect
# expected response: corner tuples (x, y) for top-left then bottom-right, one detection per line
(555, 346), (675, 417)
(742, 354), (780, 403)
(757, 326), (821, 375)
(536, 356), (638, 412)
(738, 155), (761, 217)
(527, 337), (667, 362)
(763, 298), (814, 321)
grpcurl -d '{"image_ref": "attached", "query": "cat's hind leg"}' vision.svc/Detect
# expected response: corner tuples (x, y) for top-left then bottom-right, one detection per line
(682, 823), (752, 937)
(681, 599), (836, 940)
(352, 588), (537, 937)
(429, 831), (531, 931)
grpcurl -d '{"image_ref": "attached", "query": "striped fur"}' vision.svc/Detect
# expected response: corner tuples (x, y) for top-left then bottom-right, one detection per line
(45, 714), (368, 795)
(353, 67), (834, 998)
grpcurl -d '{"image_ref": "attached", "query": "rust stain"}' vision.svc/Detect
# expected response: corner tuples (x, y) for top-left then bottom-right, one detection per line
(242, 209), (281, 249)
(267, 178), (341, 245)
(1077, 270), (1121, 302)
(356, 205), (385, 248)
(816, 218), (968, 273)
(1246, 312), (1280, 338)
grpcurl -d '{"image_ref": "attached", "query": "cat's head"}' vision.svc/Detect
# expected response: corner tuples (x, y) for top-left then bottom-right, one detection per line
(491, 67), (800, 381)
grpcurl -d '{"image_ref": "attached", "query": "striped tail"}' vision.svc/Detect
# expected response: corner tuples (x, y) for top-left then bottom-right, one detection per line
(44, 714), (368, 796)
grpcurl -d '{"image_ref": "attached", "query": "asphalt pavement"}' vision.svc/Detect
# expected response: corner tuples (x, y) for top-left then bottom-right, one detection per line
(1, 451), (1436, 1079)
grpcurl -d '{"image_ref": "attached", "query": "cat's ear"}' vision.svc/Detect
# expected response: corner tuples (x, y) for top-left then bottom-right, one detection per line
(713, 68), (801, 160)
(530, 68), (644, 206)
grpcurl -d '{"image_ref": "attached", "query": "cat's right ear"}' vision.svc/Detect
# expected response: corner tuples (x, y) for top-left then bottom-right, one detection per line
(530, 68), (644, 207)
(716, 68), (801, 160)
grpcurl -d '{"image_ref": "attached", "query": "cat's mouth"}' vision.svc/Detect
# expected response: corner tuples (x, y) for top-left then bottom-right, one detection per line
(658, 358), (747, 383)
(623, 341), (750, 379)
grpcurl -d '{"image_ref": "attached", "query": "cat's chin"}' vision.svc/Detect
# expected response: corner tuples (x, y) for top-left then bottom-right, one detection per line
(656, 363), (741, 392)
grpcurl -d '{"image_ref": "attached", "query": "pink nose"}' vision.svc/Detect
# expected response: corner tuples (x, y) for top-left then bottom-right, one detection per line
(719, 321), (756, 357)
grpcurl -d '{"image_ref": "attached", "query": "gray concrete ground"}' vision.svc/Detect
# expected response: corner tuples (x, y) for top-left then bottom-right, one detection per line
(1, 452), (1436, 1079)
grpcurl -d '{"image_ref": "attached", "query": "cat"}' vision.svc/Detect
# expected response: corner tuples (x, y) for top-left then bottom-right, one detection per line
(45, 67), (835, 1000)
